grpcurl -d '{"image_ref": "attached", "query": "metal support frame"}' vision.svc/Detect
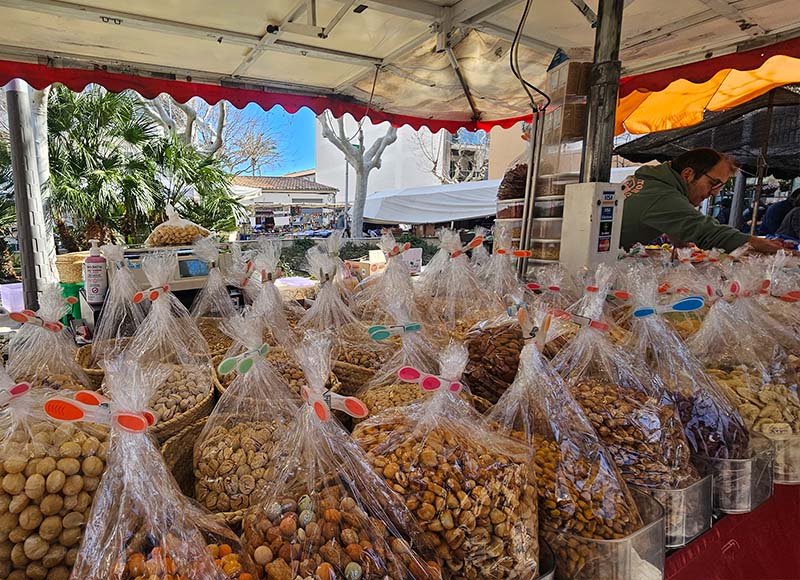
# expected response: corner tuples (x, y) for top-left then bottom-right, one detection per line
(569, 0), (598, 27)
(699, 0), (765, 35)
(731, 171), (746, 228)
(582, 0), (624, 183)
(517, 116), (544, 277)
(445, 46), (480, 121)
(749, 89), (775, 235)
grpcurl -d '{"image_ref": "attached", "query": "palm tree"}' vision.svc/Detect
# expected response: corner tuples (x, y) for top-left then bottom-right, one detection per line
(0, 140), (18, 279)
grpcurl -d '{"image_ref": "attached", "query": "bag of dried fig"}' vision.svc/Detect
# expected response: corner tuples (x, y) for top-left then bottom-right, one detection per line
(145, 202), (210, 247)
(623, 262), (749, 460)
(352, 343), (539, 580)
(7, 284), (90, 392)
(191, 237), (239, 355)
(243, 330), (442, 580)
(196, 310), (299, 517)
(551, 264), (699, 489)
(485, 328), (643, 580)
(1, 364), (108, 580)
(125, 251), (213, 440)
(44, 357), (255, 580)
(250, 239), (299, 350)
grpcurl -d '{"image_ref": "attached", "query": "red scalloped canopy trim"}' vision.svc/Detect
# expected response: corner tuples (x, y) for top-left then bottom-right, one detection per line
(619, 37), (800, 99)
(0, 58), (531, 134)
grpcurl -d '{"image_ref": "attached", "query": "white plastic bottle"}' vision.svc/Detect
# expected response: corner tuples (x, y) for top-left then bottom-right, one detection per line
(84, 239), (108, 305)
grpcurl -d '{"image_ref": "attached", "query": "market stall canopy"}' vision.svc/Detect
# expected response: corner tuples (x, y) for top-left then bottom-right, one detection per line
(617, 38), (800, 134)
(0, 0), (799, 132)
(362, 179), (499, 224)
(614, 87), (800, 179)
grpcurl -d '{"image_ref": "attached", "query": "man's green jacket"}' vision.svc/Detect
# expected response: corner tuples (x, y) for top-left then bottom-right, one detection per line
(619, 162), (749, 251)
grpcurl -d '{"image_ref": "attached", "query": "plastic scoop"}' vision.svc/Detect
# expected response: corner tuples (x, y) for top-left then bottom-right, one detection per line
(632, 295), (705, 318)
(45, 392), (154, 433)
(368, 323), (421, 341)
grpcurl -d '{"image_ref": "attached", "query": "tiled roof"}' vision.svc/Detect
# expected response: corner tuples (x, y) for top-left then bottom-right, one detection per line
(232, 175), (337, 193)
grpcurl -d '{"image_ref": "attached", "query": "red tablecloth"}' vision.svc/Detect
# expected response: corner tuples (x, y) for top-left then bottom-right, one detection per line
(666, 485), (800, 580)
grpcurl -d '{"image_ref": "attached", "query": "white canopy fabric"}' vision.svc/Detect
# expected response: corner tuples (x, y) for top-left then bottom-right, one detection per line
(363, 179), (500, 224)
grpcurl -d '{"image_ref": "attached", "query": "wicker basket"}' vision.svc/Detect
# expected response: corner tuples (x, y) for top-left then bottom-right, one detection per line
(75, 344), (105, 390)
(149, 377), (218, 443)
(160, 418), (245, 530)
(332, 361), (377, 396)
(55, 252), (88, 283)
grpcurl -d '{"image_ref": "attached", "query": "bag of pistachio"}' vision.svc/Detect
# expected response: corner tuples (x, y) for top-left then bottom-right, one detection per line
(624, 262), (749, 460)
(243, 330), (442, 580)
(353, 343), (539, 580)
(196, 312), (298, 516)
(486, 331), (643, 580)
(1, 366), (108, 580)
(551, 264), (699, 489)
(44, 357), (255, 580)
(191, 237), (239, 355)
(7, 284), (90, 391)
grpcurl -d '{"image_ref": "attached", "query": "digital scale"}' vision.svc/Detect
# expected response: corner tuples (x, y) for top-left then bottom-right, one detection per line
(559, 182), (625, 273)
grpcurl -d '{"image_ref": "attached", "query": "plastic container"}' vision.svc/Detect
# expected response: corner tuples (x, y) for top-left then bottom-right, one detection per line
(59, 282), (83, 323)
(548, 488), (665, 580)
(529, 218), (563, 240)
(533, 196), (565, 218)
(529, 240), (561, 261)
(769, 433), (800, 484)
(632, 475), (713, 548)
(83, 239), (108, 305)
(694, 432), (774, 514)
(496, 198), (525, 219)
(0, 282), (23, 312)
(495, 218), (523, 239)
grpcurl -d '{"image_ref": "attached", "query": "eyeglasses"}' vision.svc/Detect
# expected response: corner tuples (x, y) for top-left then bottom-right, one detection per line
(702, 173), (726, 191)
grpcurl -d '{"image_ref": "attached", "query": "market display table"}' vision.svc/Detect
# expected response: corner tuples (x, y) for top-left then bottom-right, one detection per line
(666, 485), (800, 579)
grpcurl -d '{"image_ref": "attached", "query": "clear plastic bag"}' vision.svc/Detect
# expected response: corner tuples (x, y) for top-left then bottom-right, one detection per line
(624, 262), (749, 459)
(89, 245), (147, 368)
(145, 202), (210, 247)
(224, 242), (260, 303)
(126, 251), (213, 434)
(479, 222), (522, 301)
(1, 363), (109, 580)
(7, 283), (90, 391)
(353, 343), (539, 580)
(470, 226), (491, 272)
(44, 357), (254, 580)
(243, 330), (442, 580)
(318, 230), (358, 299)
(551, 264), (699, 489)
(196, 311), (299, 516)
(656, 248), (710, 339)
(251, 239), (298, 350)
(191, 237), (239, 355)
(486, 335), (643, 579)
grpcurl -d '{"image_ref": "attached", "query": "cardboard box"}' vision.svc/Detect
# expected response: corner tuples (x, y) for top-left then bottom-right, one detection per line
(345, 247), (423, 280)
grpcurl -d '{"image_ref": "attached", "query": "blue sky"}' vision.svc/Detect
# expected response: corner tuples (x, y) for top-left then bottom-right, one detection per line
(240, 103), (316, 175)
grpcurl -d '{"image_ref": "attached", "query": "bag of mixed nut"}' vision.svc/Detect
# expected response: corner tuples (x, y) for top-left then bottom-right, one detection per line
(624, 262), (749, 460)
(250, 239), (300, 350)
(551, 264), (699, 489)
(126, 251), (214, 439)
(145, 202), (210, 247)
(7, 284), (90, 392)
(243, 330), (442, 580)
(196, 313), (299, 517)
(191, 237), (239, 355)
(1, 366), (108, 580)
(486, 336), (643, 580)
(44, 357), (255, 580)
(352, 343), (539, 580)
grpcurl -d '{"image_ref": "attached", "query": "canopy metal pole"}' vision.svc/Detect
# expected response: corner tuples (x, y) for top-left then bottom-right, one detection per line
(582, 0), (624, 183)
(5, 80), (55, 310)
(749, 89), (775, 235)
(731, 171), (746, 228)
(517, 114), (544, 278)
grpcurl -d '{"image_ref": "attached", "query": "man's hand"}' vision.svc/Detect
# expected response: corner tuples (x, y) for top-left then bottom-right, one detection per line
(747, 236), (791, 253)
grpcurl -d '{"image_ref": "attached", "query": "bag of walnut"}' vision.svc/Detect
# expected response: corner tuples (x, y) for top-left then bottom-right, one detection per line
(196, 312), (299, 520)
(486, 330), (643, 580)
(145, 202), (210, 247)
(352, 343), (539, 580)
(624, 262), (749, 460)
(126, 251), (214, 441)
(250, 239), (299, 350)
(0, 366), (108, 580)
(551, 264), (699, 489)
(242, 330), (442, 580)
(43, 357), (255, 580)
(191, 237), (239, 356)
(7, 284), (90, 392)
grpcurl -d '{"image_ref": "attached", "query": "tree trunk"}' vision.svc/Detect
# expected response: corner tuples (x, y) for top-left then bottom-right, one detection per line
(351, 170), (369, 238)
(55, 218), (80, 253)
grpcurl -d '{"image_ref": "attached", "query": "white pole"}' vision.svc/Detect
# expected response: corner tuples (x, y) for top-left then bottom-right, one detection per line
(344, 156), (350, 235)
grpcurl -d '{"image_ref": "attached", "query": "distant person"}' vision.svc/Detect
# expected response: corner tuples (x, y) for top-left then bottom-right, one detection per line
(776, 194), (800, 240)
(715, 198), (732, 225)
(761, 188), (800, 235)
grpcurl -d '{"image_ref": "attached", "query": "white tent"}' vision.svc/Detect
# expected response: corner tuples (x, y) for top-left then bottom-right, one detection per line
(362, 179), (500, 224)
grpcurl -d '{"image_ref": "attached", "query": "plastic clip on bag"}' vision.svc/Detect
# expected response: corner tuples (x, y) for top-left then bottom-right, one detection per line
(469, 226), (491, 273)
(145, 202), (210, 247)
(479, 221), (528, 301)
(44, 357), (254, 580)
(7, 283), (90, 392)
(127, 251), (214, 441)
(243, 330), (442, 580)
(195, 312), (299, 518)
(191, 237), (239, 355)
(318, 230), (358, 299)
(0, 361), (109, 580)
(353, 343), (539, 580)
(251, 239), (297, 350)
(551, 264), (699, 489)
(486, 329), (644, 580)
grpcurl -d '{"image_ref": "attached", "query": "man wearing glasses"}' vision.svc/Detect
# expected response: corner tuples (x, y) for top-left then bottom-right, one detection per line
(620, 148), (785, 253)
